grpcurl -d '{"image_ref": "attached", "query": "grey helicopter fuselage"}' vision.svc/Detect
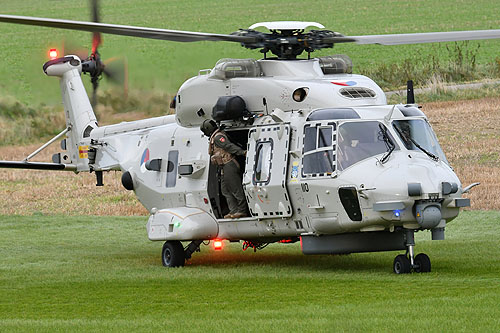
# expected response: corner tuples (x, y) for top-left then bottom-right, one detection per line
(1, 12), (494, 271)
(43, 54), (468, 256)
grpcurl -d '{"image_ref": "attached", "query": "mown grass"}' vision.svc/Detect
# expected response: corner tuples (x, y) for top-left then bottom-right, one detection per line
(1, 0), (500, 106)
(0, 211), (499, 331)
(1, 0), (500, 145)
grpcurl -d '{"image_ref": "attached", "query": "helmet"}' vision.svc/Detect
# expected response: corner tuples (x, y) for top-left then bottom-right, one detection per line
(200, 119), (218, 137)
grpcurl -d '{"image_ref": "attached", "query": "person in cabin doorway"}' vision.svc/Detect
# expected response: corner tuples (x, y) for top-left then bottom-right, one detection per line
(201, 119), (248, 219)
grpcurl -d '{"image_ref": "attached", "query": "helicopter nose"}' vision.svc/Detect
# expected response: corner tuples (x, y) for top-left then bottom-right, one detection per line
(375, 163), (459, 199)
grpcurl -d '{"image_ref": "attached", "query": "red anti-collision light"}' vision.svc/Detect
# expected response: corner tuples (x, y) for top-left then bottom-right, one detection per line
(49, 48), (58, 60)
(213, 239), (223, 251)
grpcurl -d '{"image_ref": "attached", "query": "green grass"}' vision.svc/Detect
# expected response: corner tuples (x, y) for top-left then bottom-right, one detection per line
(1, 0), (500, 146)
(387, 82), (500, 104)
(0, 0), (499, 105)
(1, 211), (499, 331)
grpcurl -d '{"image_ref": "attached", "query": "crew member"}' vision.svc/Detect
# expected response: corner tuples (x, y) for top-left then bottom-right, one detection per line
(201, 119), (248, 219)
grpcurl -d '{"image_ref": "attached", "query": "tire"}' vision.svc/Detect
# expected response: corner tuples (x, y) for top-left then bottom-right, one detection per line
(414, 253), (431, 273)
(162, 241), (185, 267)
(393, 254), (411, 274)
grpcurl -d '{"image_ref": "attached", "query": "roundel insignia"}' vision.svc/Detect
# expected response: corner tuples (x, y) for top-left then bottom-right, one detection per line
(331, 81), (357, 86)
(219, 137), (225, 143)
(140, 148), (150, 166)
(140, 148), (150, 173)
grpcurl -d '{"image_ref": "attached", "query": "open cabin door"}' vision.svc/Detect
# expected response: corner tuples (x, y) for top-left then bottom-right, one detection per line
(243, 124), (292, 218)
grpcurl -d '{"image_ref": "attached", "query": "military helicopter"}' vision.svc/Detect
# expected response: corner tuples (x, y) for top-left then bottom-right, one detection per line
(1, 3), (498, 273)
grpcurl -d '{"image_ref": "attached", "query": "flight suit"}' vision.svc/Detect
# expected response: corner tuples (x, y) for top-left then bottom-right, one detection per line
(209, 129), (247, 217)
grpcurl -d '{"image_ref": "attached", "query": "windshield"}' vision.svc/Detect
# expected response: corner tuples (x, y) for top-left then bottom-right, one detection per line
(392, 119), (448, 163)
(337, 121), (399, 171)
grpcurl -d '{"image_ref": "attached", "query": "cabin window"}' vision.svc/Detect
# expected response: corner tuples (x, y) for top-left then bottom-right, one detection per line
(254, 140), (273, 184)
(302, 124), (336, 176)
(166, 150), (178, 188)
(337, 121), (398, 171)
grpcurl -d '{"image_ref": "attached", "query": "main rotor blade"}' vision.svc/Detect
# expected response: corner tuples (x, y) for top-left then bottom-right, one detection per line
(328, 30), (500, 45)
(0, 160), (76, 171)
(0, 14), (257, 43)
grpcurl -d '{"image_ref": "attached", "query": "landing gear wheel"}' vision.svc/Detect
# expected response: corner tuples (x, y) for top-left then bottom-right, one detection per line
(393, 254), (411, 274)
(162, 241), (185, 267)
(414, 253), (431, 273)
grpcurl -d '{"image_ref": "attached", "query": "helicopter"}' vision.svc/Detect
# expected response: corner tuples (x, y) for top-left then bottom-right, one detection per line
(1, 3), (498, 273)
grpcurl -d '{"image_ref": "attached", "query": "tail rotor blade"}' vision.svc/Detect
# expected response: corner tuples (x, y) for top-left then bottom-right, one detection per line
(91, 79), (99, 107)
(91, 32), (102, 54)
(103, 57), (129, 98)
(91, 0), (100, 23)
(90, 0), (102, 54)
(103, 57), (125, 83)
(89, 0), (102, 107)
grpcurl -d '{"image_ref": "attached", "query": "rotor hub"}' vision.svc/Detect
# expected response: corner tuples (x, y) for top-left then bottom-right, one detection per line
(232, 28), (343, 59)
(82, 53), (104, 79)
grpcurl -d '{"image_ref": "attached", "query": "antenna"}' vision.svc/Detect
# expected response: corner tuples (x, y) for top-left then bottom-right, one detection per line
(407, 80), (415, 104)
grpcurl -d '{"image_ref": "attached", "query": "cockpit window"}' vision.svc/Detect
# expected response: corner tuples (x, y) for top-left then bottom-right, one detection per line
(304, 126), (317, 153)
(302, 124), (336, 176)
(393, 119), (448, 163)
(318, 127), (332, 148)
(337, 121), (399, 171)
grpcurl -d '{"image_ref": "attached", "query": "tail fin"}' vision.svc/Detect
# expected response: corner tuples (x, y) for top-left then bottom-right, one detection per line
(44, 56), (98, 172)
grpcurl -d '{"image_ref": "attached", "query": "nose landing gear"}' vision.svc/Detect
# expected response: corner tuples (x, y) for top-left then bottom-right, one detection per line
(393, 229), (432, 274)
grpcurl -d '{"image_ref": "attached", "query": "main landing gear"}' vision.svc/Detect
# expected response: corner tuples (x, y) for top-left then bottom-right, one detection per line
(393, 229), (431, 274)
(161, 240), (203, 267)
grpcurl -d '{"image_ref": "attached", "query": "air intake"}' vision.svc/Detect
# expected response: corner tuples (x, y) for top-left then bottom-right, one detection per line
(339, 87), (376, 99)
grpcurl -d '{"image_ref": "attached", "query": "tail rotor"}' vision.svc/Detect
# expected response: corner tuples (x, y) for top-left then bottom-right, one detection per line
(78, 0), (127, 107)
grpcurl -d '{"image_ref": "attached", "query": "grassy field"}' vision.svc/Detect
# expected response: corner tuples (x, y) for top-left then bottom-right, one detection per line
(0, 211), (499, 331)
(1, 0), (500, 146)
(0, 0), (500, 106)
(1, 2), (499, 330)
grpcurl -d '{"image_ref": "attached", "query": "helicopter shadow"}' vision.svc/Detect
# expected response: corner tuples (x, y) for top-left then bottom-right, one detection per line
(186, 250), (391, 273)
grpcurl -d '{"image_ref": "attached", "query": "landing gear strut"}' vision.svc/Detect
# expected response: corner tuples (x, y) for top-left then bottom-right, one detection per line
(161, 240), (203, 267)
(393, 229), (431, 274)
